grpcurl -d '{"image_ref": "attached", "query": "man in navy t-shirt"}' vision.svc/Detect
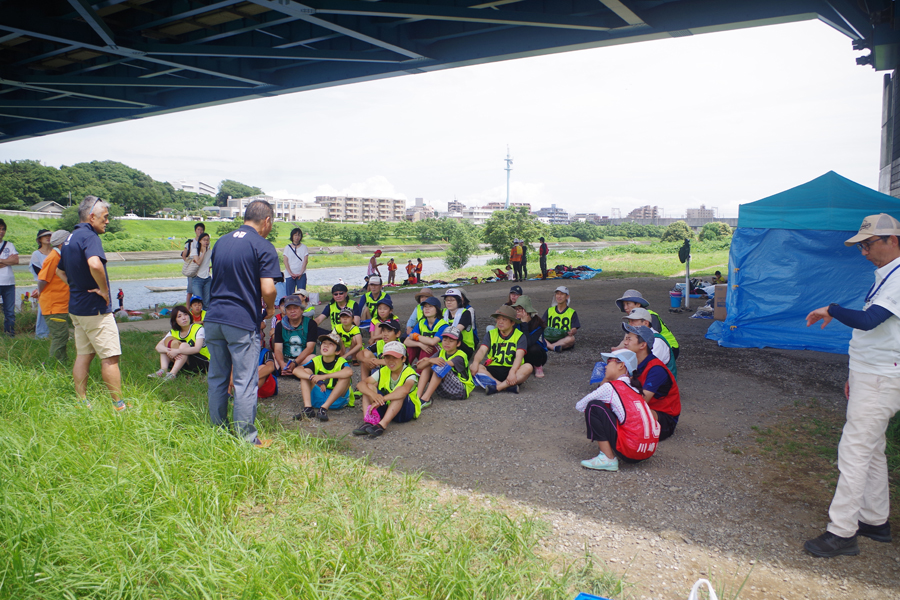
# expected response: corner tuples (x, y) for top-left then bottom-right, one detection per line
(205, 200), (281, 447)
(58, 196), (126, 411)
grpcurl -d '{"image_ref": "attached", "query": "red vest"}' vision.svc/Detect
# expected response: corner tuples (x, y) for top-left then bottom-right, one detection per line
(636, 357), (681, 417)
(610, 380), (660, 460)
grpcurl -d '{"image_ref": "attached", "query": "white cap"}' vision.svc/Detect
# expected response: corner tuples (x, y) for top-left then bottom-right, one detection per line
(554, 285), (569, 295)
(382, 340), (406, 358)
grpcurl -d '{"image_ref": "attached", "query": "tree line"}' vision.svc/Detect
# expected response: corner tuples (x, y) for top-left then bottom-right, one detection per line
(0, 159), (261, 215)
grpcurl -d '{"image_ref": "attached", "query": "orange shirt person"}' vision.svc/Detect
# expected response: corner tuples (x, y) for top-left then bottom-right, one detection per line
(35, 229), (71, 363)
(386, 258), (398, 285)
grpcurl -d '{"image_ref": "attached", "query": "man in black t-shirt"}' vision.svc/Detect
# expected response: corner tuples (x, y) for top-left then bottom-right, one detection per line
(205, 201), (281, 447)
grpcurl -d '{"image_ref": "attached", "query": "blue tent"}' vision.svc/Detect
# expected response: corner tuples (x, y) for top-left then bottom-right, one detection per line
(706, 171), (900, 354)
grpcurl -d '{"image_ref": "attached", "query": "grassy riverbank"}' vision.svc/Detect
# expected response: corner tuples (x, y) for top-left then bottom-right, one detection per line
(425, 241), (731, 283)
(0, 333), (623, 599)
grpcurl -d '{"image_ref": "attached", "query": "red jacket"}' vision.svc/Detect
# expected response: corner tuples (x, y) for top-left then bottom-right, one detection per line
(609, 380), (660, 460)
(635, 357), (681, 417)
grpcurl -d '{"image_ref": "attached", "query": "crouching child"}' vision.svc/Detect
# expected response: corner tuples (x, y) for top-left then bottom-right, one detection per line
(353, 341), (421, 438)
(293, 330), (353, 422)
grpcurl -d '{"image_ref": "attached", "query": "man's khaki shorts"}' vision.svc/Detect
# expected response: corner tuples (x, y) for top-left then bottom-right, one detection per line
(71, 313), (121, 359)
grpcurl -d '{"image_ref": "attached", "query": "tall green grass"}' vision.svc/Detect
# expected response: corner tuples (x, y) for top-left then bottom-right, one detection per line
(0, 333), (623, 599)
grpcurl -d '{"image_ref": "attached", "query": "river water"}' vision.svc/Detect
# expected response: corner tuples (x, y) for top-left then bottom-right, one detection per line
(14, 254), (493, 310)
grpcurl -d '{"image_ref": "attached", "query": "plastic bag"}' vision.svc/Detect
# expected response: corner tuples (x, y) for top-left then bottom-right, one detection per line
(589, 362), (606, 385)
(687, 579), (719, 600)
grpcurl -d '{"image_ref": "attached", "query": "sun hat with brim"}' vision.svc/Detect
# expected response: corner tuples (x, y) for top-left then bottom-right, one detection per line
(844, 213), (900, 246)
(421, 296), (442, 309)
(600, 349), (638, 374)
(294, 288), (310, 298)
(414, 288), (434, 302)
(511, 295), (537, 316)
(622, 307), (653, 323)
(622, 323), (655, 347)
(36, 229), (51, 241)
(490, 304), (520, 323)
(615, 289), (650, 312)
(382, 340), (406, 358)
(317, 330), (345, 352)
(50, 230), (69, 247)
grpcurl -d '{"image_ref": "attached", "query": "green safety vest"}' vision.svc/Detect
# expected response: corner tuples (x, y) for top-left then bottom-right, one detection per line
(308, 355), (349, 390)
(280, 317), (310, 360)
(443, 307), (476, 353)
(545, 305), (576, 332)
(648, 309), (679, 349)
(653, 332), (678, 380)
(487, 327), (524, 368)
(438, 347), (474, 397)
(375, 365), (421, 418)
(417, 316), (449, 338)
(336, 323), (360, 349)
(327, 299), (357, 328)
(169, 323), (210, 360)
(363, 291), (388, 318)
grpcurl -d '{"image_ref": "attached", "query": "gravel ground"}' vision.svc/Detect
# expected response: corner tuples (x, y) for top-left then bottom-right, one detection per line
(259, 276), (899, 599)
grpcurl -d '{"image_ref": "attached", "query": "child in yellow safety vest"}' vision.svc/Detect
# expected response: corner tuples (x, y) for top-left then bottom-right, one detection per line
(292, 330), (353, 422)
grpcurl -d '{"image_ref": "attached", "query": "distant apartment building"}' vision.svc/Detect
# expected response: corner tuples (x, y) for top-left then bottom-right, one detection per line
(533, 203), (569, 224)
(447, 199), (465, 213)
(406, 197), (436, 221)
(627, 205), (659, 219)
(315, 195), (406, 222)
(226, 195), (327, 221)
(169, 179), (217, 197)
(461, 206), (495, 225)
(483, 201), (531, 211)
(572, 212), (603, 224)
(686, 204), (716, 219)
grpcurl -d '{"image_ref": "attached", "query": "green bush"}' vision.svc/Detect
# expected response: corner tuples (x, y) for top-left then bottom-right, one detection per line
(699, 221), (733, 241)
(660, 220), (694, 243)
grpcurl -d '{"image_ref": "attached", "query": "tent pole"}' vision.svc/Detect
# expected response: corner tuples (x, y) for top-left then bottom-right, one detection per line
(685, 257), (690, 309)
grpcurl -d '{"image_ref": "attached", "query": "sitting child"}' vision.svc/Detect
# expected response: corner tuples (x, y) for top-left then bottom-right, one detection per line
(353, 341), (421, 438)
(188, 295), (206, 323)
(415, 326), (474, 408)
(359, 320), (403, 384)
(292, 330), (353, 422)
(149, 305), (209, 380)
(369, 296), (399, 343)
(335, 307), (363, 362)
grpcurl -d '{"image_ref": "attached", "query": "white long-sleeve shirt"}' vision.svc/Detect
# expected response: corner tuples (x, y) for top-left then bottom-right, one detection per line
(575, 375), (639, 422)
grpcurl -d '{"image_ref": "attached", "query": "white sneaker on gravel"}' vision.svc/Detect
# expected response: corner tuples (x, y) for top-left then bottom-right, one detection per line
(580, 453), (618, 472)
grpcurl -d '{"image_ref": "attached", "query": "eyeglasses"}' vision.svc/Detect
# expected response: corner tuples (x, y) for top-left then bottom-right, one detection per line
(333, 291), (346, 295)
(856, 236), (888, 251)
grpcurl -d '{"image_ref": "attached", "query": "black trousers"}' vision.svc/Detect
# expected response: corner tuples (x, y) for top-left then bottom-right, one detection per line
(540, 255), (548, 279)
(512, 262), (523, 281)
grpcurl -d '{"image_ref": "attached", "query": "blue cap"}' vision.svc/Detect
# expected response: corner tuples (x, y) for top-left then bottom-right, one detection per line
(189, 295), (203, 304)
(421, 296), (442, 309)
(376, 296), (393, 309)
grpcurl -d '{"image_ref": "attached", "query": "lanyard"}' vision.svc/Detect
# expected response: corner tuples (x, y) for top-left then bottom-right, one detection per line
(865, 263), (900, 304)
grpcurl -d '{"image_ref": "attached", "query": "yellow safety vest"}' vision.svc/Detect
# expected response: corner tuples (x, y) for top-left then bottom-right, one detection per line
(327, 299), (357, 328)
(438, 347), (474, 397)
(487, 327), (524, 367)
(546, 305), (576, 331)
(169, 323), (210, 360)
(375, 365), (421, 418)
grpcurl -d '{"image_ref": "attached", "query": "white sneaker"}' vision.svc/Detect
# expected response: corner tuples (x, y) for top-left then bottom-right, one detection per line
(535, 366), (544, 378)
(148, 370), (166, 378)
(580, 453), (618, 472)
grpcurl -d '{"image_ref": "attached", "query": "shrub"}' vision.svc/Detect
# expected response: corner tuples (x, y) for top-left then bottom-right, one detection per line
(660, 220), (694, 242)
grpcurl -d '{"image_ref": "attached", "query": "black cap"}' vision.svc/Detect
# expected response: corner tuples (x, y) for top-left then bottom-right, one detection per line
(510, 285), (523, 295)
(332, 283), (348, 293)
(378, 319), (401, 332)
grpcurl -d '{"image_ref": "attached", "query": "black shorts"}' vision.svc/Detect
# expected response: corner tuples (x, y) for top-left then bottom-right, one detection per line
(656, 411), (679, 441)
(182, 353), (209, 374)
(486, 364), (511, 382)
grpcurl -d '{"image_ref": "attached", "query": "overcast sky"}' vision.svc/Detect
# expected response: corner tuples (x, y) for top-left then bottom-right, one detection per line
(0, 19), (886, 218)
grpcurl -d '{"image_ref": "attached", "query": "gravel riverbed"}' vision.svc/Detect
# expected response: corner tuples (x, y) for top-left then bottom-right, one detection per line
(261, 276), (899, 599)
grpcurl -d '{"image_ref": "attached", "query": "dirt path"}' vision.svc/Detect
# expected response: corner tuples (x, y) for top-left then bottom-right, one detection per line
(259, 276), (898, 599)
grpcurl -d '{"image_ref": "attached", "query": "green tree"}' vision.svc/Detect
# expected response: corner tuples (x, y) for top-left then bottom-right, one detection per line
(364, 220), (390, 244)
(660, 220), (694, 243)
(217, 180), (263, 207)
(57, 202), (123, 234)
(414, 219), (442, 242)
(393, 220), (415, 239)
(310, 221), (338, 243)
(481, 207), (544, 259)
(338, 225), (363, 246)
(568, 221), (603, 242)
(443, 221), (479, 270)
(699, 221), (732, 241)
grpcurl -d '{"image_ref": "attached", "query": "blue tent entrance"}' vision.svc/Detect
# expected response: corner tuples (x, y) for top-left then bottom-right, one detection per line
(706, 171), (900, 354)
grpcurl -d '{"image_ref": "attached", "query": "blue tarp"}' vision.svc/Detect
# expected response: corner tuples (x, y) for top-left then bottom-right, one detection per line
(706, 172), (900, 354)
